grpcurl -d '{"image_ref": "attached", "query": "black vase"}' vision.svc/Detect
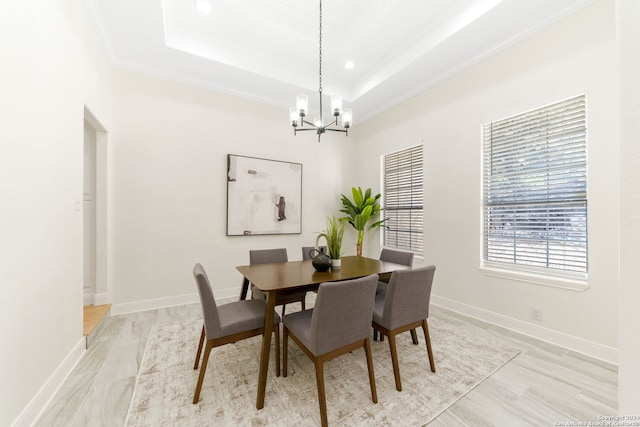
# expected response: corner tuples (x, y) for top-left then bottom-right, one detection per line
(310, 250), (332, 272)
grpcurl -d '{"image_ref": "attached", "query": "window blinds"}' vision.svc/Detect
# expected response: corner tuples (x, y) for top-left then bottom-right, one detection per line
(383, 144), (424, 252)
(483, 95), (587, 274)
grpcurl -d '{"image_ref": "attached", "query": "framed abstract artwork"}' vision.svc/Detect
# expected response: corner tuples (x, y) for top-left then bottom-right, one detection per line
(226, 154), (302, 236)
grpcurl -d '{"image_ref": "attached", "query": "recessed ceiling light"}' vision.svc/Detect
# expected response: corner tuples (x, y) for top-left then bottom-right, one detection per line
(195, 0), (212, 14)
(344, 61), (355, 70)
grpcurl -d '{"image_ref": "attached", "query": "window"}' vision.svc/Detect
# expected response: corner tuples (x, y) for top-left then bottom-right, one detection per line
(382, 144), (423, 253)
(482, 95), (587, 278)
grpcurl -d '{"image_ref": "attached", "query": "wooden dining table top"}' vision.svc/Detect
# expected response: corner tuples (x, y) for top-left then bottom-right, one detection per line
(236, 255), (409, 292)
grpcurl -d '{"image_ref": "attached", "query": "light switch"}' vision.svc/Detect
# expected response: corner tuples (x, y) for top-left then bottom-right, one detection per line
(74, 197), (82, 211)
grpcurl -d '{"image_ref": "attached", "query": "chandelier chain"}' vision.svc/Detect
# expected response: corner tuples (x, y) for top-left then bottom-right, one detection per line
(319, 0), (322, 94)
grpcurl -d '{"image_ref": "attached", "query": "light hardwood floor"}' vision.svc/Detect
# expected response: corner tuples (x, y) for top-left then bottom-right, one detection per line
(36, 303), (617, 426)
(83, 305), (111, 336)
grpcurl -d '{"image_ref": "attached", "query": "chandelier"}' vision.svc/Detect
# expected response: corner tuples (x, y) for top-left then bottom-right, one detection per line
(289, 0), (352, 142)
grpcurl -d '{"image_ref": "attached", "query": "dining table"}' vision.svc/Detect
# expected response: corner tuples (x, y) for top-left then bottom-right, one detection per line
(236, 255), (411, 410)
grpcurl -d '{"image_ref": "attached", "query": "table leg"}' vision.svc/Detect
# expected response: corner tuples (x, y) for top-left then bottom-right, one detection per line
(256, 290), (276, 409)
(240, 277), (250, 300)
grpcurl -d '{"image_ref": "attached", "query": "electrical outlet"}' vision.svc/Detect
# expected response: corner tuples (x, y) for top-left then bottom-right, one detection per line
(531, 307), (543, 322)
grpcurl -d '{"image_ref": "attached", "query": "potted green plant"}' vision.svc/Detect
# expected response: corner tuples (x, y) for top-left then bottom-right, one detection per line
(340, 187), (385, 257)
(315, 215), (345, 269)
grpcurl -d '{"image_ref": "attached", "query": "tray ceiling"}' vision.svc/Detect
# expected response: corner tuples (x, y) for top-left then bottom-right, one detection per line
(85, 0), (594, 122)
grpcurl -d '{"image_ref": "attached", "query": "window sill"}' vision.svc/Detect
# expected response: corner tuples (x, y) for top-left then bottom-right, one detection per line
(479, 264), (588, 291)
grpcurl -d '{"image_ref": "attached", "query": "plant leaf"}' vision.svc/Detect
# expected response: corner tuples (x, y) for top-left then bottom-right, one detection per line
(367, 219), (386, 231)
(352, 187), (363, 208)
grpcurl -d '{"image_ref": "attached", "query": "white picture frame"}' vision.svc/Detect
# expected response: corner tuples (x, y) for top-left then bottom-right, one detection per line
(226, 154), (302, 236)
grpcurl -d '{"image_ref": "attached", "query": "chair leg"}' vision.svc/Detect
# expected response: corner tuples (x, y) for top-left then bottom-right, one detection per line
(387, 333), (402, 391)
(373, 329), (378, 341)
(193, 341), (213, 404)
(283, 326), (289, 377)
(423, 319), (436, 373)
(364, 338), (378, 404)
(194, 325), (205, 370)
(314, 359), (328, 427)
(274, 323), (281, 377)
(239, 277), (250, 300)
(301, 296), (306, 311)
(281, 304), (287, 317)
(410, 328), (419, 345)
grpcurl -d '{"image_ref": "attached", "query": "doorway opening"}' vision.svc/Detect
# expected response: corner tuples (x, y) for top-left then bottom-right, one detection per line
(83, 107), (109, 345)
(83, 119), (97, 305)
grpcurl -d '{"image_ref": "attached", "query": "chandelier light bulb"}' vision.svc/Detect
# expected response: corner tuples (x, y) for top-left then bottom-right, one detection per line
(342, 109), (353, 128)
(296, 94), (308, 117)
(289, 108), (299, 127)
(330, 96), (343, 117)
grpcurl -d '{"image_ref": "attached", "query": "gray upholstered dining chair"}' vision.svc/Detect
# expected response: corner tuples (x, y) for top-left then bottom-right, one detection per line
(374, 248), (415, 342)
(249, 248), (307, 316)
(282, 274), (379, 427)
(192, 263), (281, 404)
(301, 246), (327, 260)
(377, 248), (414, 293)
(372, 265), (436, 392)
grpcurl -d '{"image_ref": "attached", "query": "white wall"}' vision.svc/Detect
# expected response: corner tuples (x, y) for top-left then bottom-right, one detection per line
(109, 69), (350, 311)
(617, 0), (640, 414)
(0, 1), (112, 426)
(353, 0), (619, 362)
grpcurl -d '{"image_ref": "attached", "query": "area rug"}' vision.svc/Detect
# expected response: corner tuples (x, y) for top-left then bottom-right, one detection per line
(126, 314), (520, 426)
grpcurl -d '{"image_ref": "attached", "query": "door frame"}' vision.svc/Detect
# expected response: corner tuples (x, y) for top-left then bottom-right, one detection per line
(84, 106), (108, 306)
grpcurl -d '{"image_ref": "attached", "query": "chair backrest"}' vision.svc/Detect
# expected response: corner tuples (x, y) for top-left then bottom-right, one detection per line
(302, 246), (327, 260)
(193, 263), (222, 339)
(379, 248), (414, 267)
(250, 248), (288, 265)
(310, 274), (378, 355)
(381, 265), (436, 330)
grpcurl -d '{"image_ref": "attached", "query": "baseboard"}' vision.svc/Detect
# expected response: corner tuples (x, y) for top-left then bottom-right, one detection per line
(83, 291), (93, 306)
(93, 292), (108, 306)
(12, 337), (86, 427)
(431, 294), (618, 365)
(110, 286), (242, 316)
(110, 293), (198, 315)
(84, 292), (108, 306)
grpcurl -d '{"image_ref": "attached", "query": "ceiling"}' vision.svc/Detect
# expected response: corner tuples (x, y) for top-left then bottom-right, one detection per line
(84, 0), (594, 123)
